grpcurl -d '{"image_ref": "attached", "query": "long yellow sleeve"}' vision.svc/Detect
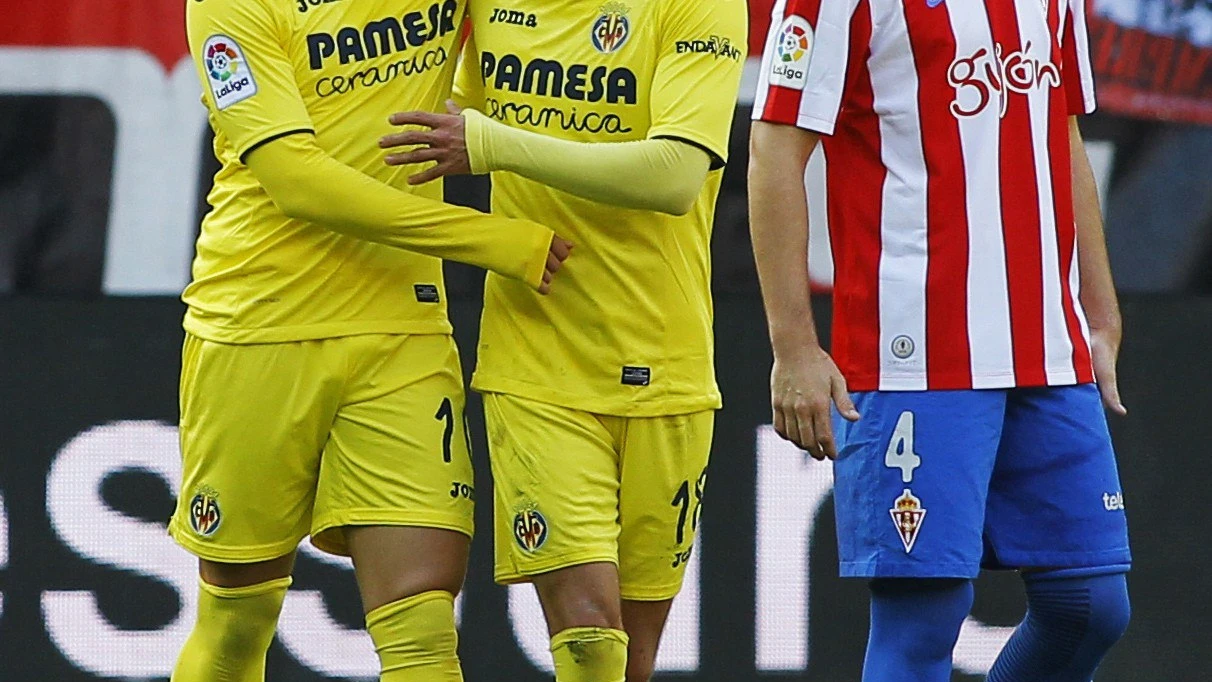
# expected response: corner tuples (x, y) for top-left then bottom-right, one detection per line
(245, 132), (554, 289)
(462, 109), (711, 216)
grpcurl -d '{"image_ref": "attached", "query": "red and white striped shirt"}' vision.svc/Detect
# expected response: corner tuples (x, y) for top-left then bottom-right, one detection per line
(754, 0), (1098, 391)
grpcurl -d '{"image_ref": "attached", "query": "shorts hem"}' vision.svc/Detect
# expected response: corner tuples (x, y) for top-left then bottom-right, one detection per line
(984, 548), (1133, 571)
(311, 510), (474, 556)
(620, 584), (684, 601)
(840, 559), (979, 579)
(168, 520), (305, 563)
(494, 552), (619, 585)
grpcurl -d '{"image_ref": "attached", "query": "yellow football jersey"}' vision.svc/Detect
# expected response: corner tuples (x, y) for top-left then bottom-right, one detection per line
(185, 0), (477, 343)
(461, 0), (747, 416)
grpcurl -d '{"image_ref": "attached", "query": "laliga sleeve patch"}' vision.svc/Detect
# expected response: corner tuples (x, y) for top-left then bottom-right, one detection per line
(769, 15), (813, 90)
(202, 35), (259, 110)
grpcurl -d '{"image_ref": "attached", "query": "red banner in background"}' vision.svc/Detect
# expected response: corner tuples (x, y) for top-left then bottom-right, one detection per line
(750, 0), (776, 57)
(0, 0), (185, 70)
(1, 0), (1207, 126)
(1087, 0), (1212, 125)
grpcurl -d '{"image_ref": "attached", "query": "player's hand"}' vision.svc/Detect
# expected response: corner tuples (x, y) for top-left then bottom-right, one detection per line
(1090, 322), (1127, 416)
(538, 236), (573, 295)
(770, 347), (860, 460)
(381, 100), (470, 185)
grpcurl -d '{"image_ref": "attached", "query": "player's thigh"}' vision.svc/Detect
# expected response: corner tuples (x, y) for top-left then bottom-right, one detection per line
(985, 384), (1132, 570)
(484, 393), (621, 585)
(312, 334), (476, 558)
(199, 553), (298, 589)
(616, 410), (714, 602)
(831, 389), (1006, 578)
(346, 525), (470, 613)
(170, 334), (339, 563)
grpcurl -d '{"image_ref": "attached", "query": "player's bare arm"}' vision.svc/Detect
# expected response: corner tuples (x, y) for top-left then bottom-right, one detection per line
(244, 132), (571, 294)
(748, 120), (859, 460)
(379, 101), (711, 216)
(1070, 117), (1127, 415)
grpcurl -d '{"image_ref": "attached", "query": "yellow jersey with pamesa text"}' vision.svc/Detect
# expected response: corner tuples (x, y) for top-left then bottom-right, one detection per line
(460, 0), (747, 416)
(184, 0), (470, 343)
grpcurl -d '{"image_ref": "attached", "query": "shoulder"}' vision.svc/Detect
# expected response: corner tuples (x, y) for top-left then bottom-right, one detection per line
(655, 0), (747, 37)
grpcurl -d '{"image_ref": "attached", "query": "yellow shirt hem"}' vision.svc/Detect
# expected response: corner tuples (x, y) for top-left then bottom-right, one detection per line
(470, 372), (722, 418)
(183, 314), (453, 344)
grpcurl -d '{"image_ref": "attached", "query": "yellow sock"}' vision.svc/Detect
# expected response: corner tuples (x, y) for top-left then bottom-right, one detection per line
(550, 627), (629, 682)
(170, 577), (290, 682)
(366, 590), (463, 681)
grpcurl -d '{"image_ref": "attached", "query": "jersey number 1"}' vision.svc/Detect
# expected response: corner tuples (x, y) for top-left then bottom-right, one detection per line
(884, 411), (922, 483)
(435, 397), (473, 464)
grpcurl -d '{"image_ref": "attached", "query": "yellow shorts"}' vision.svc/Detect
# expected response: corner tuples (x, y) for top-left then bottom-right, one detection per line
(168, 333), (475, 562)
(484, 393), (714, 601)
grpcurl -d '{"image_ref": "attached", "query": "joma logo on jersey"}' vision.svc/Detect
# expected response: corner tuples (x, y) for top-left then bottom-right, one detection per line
(480, 51), (638, 104)
(676, 35), (742, 61)
(305, 0), (458, 70)
(296, 0), (344, 14)
(489, 8), (538, 27)
(948, 41), (1060, 118)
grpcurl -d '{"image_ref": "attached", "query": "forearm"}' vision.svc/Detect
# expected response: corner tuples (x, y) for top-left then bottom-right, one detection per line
(247, 133), (552, 288)
(463, 109), (710, 215)
(748, 122), (822, 357)
(1070, 118), (1120, 331)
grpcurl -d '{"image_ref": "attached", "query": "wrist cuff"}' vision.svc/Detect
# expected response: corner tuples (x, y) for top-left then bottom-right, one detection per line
(461, 108), (492, 175)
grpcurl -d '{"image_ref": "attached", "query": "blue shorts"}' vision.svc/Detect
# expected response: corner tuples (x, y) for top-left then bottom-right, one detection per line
(832, 383), (1131, 578)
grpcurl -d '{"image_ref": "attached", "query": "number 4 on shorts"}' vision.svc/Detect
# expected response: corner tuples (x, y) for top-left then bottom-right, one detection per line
(884, 411), (921, 483)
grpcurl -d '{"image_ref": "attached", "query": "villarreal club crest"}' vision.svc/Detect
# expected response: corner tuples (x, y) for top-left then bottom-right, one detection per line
(189, 486), (223, 537)
(592, 2), (631, 54)
(513, 507), (549, 552)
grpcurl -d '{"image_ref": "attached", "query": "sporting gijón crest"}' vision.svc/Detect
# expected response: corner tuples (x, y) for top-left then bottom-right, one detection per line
(890, 488), (926, 553)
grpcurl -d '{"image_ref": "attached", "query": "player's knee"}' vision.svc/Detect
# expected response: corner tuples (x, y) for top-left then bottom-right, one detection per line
(535, 565), (624, 631)
(1023, 571), (1130, 655)
(347, 526), (470, 612)
(366, 591), (462, 679)
(551, 627), (629, 682)
(1072, 574), (1131, 650)
(869, 578), (973, 660)
(552, 589), (624, 630)
(173, 577), (290, 680)
(204, 606), (279, 660)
